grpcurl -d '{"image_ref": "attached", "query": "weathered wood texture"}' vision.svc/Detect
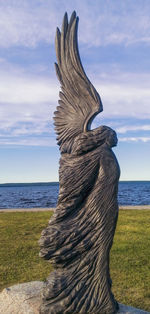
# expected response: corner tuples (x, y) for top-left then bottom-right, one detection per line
(39, 11), (120, 314)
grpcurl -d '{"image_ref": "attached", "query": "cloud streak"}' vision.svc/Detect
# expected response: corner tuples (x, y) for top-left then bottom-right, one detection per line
(0, 136), (56, 147)
(0, 73), (58, 105)
(1, 67), (150, 146)
(116, 125), (150, 134)
(119, 137), (150, 143)
(96, 81), (150, 119)
(1, 69), (150, 121)
(1, 0), (150, 48)
(1, 135), (149, 147)
(1, 1), (150, 147)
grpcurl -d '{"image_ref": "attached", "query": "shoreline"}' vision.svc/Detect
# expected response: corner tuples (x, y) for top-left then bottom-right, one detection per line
(0, 205), (150, 212)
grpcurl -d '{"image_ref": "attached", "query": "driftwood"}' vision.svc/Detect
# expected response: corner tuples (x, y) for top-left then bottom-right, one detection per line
(39, 11), (120, 314)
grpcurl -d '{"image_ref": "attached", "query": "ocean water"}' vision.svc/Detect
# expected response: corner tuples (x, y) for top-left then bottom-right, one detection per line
(0, 181), (150, 209)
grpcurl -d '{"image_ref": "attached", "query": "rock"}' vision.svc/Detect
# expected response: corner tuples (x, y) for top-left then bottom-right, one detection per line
(0, 281), (44, 314)
(118, 303), (150, 314)
(0, 281), (149, 314)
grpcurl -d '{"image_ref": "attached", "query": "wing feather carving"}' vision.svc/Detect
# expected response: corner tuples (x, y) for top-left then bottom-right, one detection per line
(54, 11), (103, 147)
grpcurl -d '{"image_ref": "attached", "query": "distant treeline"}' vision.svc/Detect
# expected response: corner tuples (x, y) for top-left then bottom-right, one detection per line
(0, 181), (150, 188)
(0, 182), (59, 187)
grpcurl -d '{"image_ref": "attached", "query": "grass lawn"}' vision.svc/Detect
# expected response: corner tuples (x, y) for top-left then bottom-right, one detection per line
(0, 209), (150, 311)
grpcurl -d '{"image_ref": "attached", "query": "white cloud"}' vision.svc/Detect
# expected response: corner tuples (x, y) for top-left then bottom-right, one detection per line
(0, 55), (150, 147)
(0, 75), (58, 104)
(116, 125), (150, 134)
(1, 0), (150, 47)
(119, 137), (150, 143)
(1, 135), (150, 147)
(0, 136), (56, 147)
(1, 68), (150, 142)
(96, 82), (150, 119)
(0, 3), (57, 48)
(0, 71), (58, 137)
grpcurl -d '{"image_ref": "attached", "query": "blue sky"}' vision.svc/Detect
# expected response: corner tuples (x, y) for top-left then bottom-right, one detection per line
(0, 0), (150, 183)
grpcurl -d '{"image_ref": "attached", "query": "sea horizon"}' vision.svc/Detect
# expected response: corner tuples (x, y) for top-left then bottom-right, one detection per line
(1, 181), (150, 208)
(0, 180), (150, 187)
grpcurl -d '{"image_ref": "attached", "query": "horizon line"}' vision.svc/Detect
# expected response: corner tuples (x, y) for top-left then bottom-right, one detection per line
(0, 180), (150, 186)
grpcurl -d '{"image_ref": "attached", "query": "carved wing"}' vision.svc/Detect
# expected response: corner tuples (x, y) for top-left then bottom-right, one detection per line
(54, 11), (103, 147)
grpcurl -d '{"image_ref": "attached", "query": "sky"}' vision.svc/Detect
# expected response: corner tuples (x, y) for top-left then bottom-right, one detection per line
(0, 0), (150, 183)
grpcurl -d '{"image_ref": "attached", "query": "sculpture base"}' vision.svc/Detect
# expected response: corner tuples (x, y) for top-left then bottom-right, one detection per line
(0, 281), (149, 314)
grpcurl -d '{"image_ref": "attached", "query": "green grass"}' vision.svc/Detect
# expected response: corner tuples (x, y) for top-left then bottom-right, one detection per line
(0, 211), (53, 291)
(0, 210), (150, 311)
(111, 210), (150, 311)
